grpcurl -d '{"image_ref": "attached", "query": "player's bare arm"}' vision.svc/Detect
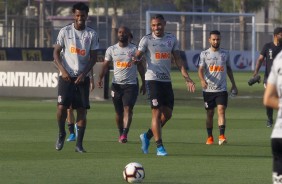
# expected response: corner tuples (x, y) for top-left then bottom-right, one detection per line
(137, 60), (146, 95)
(253, 54), (264, 77)
(89, 68), (95, 92)
(264, 83), (279, 109)
(97, 60), (110, 88)
(172, 50), (195, 92)
(53, 44), (71, 81)
(227, 65), (238, 95)
(75, 50), (97, 84)
(198, 65), (208, 89)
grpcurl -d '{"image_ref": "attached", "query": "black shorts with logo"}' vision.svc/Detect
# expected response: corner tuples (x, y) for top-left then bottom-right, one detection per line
(57, 76), (90, 109)
(111, 83), (138, 114)
(146, 80), (174, 110)
(203, 91), (228, 110)
(272, 138), (282, 175)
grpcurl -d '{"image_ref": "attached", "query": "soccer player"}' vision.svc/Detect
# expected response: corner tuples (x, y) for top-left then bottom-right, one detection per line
(252, 27), (282, 127)
(97, 26), (146, 143)
(198, 30), (238, 145)
(263, 50), (282, 184)
(53, 2), (99, 153)
(135, 14), (196, 156)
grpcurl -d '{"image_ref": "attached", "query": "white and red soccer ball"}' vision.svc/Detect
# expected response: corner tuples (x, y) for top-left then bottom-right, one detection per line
(123, 162), (145, 183)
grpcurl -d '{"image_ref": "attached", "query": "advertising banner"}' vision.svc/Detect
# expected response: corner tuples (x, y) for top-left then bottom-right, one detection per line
(0, 61), (106, 100)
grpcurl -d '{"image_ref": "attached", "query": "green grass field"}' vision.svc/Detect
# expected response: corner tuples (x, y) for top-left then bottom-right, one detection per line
(0, 71), (273, 184)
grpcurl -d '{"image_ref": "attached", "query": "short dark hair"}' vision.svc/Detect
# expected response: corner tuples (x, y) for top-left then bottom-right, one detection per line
(151, 14), (165, 20)
(210, 30), (221, 36)
(274, 27), (282, 35)
(72, 2), (89, 14)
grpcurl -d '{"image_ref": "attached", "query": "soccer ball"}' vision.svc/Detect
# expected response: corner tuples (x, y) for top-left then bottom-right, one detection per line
(123, 162), (145, 183)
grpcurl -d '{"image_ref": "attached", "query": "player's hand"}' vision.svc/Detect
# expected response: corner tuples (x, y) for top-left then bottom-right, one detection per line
(186, 80), (196, 93)
(90, 78), (95, 92)
(139, 83), (146, 95)
(97, 80), (103, 88)
(200, 80), (208, 89)
(131, 57), (141, 65)
(74, 74), (85, 84)
(61, 71), (71, 81)
(230, 86), (238, 95)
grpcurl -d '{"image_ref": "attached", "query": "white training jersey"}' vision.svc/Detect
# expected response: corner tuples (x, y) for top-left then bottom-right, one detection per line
(268, 51), (282, 138)
(55, 23), (99, 77)
(138, 32), (179, 82)
(198, 48), (230, 92)
(105, 43), (138, 84)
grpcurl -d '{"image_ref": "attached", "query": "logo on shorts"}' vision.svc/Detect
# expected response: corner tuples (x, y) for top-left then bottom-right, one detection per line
(204, 102), (208, 108)
(111, 90), (115, 97)
(58, 95), (62, 103)
(152, 99), (158, 106)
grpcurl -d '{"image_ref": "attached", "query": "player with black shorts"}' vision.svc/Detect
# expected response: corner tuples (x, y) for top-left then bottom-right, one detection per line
(252, 27), (282, 127)
(135, 14), (195, 156)
(53, 2), (99, 153)
(198, 30), (238, 146)
(98, 26), (146, 143)
(264, 50), (282, 184)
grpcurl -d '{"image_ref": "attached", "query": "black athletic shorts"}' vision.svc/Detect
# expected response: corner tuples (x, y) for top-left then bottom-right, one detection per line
(272, 138), (282, 175)
(57, 76), (90, 109)
(111, 83), (138, 114)
(203, 91), (228, 110)
(146, 80), (174, 110)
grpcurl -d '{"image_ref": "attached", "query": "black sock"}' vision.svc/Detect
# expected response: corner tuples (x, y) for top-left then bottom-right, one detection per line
(156, 139), (163, 148)
(122, 128), (129, 135)
(266, 107), (273, 121)
(68, 123), (75, 134)
(146, 129), (153, 140)
(76, 126), (85, 148)
(207, 128), (213, 137)
(219, 125), (225, 135)
(58, 121), (66, 135)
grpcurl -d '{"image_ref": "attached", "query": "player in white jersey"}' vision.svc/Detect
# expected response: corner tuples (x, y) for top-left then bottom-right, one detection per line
(53, 2), (99, 153)
(264, 50), (282, 184)
(135, 14), (196, 156)
(97, 26), (146, 143)
(198, 30), (238, 145)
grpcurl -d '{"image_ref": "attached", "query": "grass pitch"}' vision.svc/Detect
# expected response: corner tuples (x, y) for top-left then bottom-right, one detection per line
(0, 71), (273, 184)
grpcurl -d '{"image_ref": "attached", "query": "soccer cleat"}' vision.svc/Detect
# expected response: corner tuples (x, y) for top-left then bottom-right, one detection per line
(206, 136), (214, 145)
(75, 146), (86, 153)
(55, 133), (66, 151)
(266, 119), (273, 128)
(140, 133), (150, 154)
(218, 135), (227, 145)
(67, 133), (76, 142)
(156, 146), (168, 156)
(119, 134), (127, 143)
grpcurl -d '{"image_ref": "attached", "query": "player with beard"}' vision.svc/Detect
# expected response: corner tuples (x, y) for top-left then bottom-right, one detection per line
(53, 2), (99, 153)
(97, 26), (146, 143)
(252, 27), (282, 128)
(135, 14), (196, 156)
(198, 30), (238, 145)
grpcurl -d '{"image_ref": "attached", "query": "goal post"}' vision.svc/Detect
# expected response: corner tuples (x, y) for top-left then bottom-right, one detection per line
(145, 11), (256, 71)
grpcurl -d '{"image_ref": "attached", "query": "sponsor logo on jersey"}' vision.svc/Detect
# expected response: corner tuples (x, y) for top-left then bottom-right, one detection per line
(155, 52), (170, 60)
(209, 65), (224, 72)
(70, 46), (86, 56)
(116, 61), (132, 68)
